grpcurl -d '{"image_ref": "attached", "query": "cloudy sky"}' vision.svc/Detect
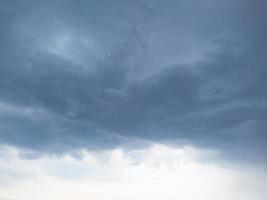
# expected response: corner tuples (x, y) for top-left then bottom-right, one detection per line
(0, 0), (267, 199)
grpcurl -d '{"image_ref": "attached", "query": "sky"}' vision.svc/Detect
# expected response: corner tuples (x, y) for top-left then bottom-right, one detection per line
(0, 0), (267, 199)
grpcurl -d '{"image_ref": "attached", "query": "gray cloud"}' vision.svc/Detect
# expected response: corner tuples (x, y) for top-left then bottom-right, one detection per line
(0, 0), (266, 162)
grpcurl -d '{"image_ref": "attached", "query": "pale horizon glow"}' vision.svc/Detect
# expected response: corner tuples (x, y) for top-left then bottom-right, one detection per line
(0, 144), (266, 200)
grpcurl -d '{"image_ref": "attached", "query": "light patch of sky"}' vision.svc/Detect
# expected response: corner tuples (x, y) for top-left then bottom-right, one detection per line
(45, 31), (100, 67)
(0, 144), (266, 200)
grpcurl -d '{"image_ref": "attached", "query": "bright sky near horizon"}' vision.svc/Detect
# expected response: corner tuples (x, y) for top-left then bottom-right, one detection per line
(1, 144), (267, 200)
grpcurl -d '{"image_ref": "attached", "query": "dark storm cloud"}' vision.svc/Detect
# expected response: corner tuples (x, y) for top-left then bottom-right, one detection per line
(0, 0), (266, 160)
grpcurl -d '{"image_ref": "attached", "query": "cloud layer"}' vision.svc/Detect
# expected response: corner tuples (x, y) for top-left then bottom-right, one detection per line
(0, 0), (266, 162)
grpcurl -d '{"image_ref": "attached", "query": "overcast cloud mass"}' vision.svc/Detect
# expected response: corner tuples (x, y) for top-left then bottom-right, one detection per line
(0, 0), (267, 199)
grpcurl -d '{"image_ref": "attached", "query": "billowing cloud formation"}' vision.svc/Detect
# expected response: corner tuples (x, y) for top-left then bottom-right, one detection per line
(0, 144), (267, 200)
(0, 0), (266, 162)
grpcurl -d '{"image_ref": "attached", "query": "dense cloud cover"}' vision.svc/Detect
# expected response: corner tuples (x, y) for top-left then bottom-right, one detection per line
(0, 0), (266, 161)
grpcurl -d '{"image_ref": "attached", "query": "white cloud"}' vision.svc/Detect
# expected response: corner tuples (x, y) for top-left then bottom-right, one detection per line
(0, 144), (266, 200)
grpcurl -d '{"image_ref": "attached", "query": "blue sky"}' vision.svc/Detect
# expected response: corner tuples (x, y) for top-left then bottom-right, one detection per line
(0, 0), (267, 199)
